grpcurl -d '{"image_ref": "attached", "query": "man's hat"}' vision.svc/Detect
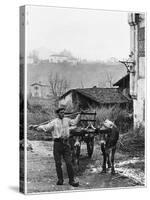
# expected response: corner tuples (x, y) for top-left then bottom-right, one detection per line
(55, 105), (66, 114)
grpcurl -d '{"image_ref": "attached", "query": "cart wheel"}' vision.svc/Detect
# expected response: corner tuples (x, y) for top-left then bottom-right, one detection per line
(87, 138), (94, 158)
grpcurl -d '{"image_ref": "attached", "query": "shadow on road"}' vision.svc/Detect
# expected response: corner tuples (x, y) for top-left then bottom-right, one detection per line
(74, 155), (96, 176)
(9, 186), (19, 193)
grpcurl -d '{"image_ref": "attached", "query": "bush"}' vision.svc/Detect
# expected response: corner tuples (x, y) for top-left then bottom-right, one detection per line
(134, 123), (145, 137)
(86, 106), (133, 133)
(118, 124), (145, 156)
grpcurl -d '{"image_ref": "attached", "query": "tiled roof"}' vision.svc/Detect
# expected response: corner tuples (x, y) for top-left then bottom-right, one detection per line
(60, 87), (130, 104)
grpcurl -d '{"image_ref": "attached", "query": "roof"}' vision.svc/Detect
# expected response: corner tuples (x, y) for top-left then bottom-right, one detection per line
(30, 82), (49, 87)
(50, 54), (77, 61)
(59, 87), (130, 104)
(113, 74), (129, 87)
(50, 54), (69, 57)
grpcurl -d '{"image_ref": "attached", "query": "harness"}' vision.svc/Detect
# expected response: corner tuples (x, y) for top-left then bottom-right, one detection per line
(54, 137), (69, 144)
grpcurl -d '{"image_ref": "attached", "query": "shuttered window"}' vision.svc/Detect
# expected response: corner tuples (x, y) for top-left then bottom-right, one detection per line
(138, 27), (145, 57)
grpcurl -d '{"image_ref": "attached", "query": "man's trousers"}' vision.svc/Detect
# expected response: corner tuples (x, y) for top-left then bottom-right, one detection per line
(53, 139), (74, 182)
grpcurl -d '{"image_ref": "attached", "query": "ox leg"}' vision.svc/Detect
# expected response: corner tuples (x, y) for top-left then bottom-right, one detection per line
(111, 147), (116, 175)
(101, 144), (106, 173)
(76, 145), (80, 171)
(107, 152), (111, 169)
(73, 138), (81, 171)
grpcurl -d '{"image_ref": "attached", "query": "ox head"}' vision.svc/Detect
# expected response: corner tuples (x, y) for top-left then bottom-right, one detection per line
(103, 119), (115, 129)
(74, 136), (81, 149)
(70, 136), (81, 167)
(99, 119), (115, 147)
(99, 132), (107, 147)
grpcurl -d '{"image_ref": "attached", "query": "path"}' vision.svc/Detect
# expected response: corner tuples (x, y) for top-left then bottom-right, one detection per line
(27, 141), (145, 193)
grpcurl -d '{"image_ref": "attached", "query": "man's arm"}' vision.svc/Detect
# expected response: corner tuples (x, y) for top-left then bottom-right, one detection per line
(69, 114), (81, 126)
(37, 120), (55, 132)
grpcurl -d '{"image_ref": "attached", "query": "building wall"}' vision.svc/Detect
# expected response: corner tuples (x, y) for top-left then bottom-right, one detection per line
(42, 86), (51, 98)
(49, 55), (78, 65)
(58, 92), (98, 110)
(59, 93), (73, 108)
(30, 85), (42, 97)
(27, 57), (34, 64)
(49, 55), (68, 63)
(30, 84), (50, 99)
(59, 91), (129, 111)
(128, 13), (145, 127)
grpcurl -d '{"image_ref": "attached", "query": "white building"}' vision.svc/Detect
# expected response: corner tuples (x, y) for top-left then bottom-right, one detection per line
(27, 57), (34, 64)
(49, 54), (69, 63)
(49, 53), (78, 65)
(30, 82), (50, 99)
(128, 13), (145, 127)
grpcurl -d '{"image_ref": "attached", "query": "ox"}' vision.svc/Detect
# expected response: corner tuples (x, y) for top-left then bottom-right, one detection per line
(69, 125), (81, 170)
(98, 119), (119, 174)
(69, 135), (81, 171)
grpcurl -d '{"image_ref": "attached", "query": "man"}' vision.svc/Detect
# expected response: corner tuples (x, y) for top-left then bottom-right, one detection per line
(35, 106), (81, 187)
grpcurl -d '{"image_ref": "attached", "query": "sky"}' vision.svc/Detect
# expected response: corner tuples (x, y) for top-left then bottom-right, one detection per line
(26, 5), (130, 61)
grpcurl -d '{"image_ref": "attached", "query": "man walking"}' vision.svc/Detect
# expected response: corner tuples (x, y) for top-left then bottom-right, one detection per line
(35, 106), (81, 187)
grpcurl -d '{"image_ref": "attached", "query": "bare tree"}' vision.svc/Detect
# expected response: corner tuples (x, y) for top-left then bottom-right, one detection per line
(98, 72), (114, 88)
(98, 81), (107, 88)
(106, 72), (113, 88)
(49, 72), (70, 106)
(80, 80), (84, 88)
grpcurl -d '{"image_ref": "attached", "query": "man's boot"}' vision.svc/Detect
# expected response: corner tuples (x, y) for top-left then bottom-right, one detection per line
(69, 180), (79, 187)
(56, 180), (63, 185)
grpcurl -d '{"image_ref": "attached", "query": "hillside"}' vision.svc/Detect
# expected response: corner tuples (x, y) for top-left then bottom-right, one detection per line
(27, 61), (127, 92)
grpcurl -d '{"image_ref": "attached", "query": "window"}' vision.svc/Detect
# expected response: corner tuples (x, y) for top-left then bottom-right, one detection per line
(34, 86), (39, 90)
(138, 27), (145, 57)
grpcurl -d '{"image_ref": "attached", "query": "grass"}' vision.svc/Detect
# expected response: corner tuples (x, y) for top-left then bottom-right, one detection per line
(27, 97), (56, 140)
(85, 106), (133, 133)
(118, 124), (145, 156)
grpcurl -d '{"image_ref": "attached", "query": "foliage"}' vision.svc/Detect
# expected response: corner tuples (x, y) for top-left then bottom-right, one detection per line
(118, 124), (145, 156)
(86, 106), (133, 133)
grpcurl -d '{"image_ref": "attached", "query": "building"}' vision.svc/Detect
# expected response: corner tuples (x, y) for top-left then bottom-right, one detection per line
(49, 52), (78, 65)
(49, 54), (68, 63)
(113, 74), (132, 99)
(30, 82), (50, 99)
(27, 57), (34, 64)
(59, 87), (131, 110)
(128, 13), (145, 127)
(113, 74), (133, 111)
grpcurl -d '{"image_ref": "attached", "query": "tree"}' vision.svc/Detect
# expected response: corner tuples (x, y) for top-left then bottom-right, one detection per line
(106, 72), (113, 88)
(98, 72), (114, 88)
(49, 72), (70, 106)
(98, 81), (107, 88)
(80, 80), (84, 88)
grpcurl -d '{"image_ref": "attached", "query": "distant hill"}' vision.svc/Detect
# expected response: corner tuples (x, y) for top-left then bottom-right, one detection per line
(27, 61), (127, 93)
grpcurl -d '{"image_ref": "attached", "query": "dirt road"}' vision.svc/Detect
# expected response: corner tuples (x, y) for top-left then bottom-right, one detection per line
(27, 141), (145, 193)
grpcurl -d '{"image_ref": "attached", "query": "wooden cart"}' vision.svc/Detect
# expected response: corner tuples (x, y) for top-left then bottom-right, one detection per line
(69, 111), (97, 158)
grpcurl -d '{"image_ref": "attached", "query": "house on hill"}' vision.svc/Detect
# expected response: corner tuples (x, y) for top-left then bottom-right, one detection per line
(49, 50), (78, 65)
(59, 87), (131, 110)
(30, 82), (50, 99)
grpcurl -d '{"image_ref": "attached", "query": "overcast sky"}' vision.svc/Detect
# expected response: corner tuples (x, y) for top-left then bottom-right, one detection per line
(27, 6), (130, 61)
